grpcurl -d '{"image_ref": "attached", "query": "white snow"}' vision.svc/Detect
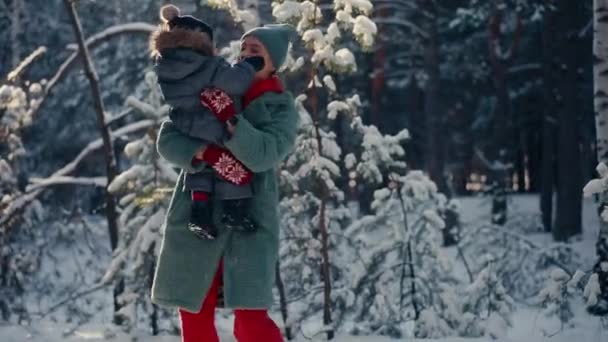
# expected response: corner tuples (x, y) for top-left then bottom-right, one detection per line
(0, 195), (604, 341)
(352, 15), (378, 48)
(323, 75), (337, 92)
(583, 273), (601, 306)
(334, 48), (357, 71)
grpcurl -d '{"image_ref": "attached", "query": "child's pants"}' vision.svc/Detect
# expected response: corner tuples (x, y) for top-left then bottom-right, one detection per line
(178, 259), (284, 342)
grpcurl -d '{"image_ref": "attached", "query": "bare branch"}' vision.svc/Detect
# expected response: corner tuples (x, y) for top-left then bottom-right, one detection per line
(508, 63), (542, 74)
(30, 282), (109, 318)
(105, 108), (133, 126)
(48, 119), (154, 182)
(374, 18), (429, 39)
(27, 22), (156, 119)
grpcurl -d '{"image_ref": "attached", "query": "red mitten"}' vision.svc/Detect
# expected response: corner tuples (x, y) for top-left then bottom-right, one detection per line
(201, 144), (252, 185)
(200, 88), (237, 122)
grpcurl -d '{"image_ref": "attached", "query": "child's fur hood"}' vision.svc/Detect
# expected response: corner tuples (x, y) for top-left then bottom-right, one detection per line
(149, 26), (213, 57)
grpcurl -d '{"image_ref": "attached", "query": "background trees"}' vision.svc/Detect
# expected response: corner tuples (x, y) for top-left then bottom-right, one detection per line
(0, 0), (605, 339)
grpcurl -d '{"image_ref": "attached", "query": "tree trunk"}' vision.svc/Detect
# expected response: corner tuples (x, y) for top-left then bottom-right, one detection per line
(396, 187), (420, 320)
(63, 0), (122, 321)
(527, 131), (541, 193)
(307, 59), (334, 339)
(487, 10), (523, 225)
(275, 261), (292, 340)
(319, 199), (333, 339)
(590, 0), (608, 315)
(404, 76), (426, 170)
(540, 4), (557, 233)
(489, 29), (510, 226)
(554, 0), (582, 241)
(423, 1), (446, 194)
(540, 124), (556, 232)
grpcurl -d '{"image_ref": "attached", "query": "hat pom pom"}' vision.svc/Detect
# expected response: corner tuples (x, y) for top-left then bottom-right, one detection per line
(160, 5), (180, 23)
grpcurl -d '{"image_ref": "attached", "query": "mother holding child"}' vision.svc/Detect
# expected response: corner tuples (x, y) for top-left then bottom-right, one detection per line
(148, 4), (298, 342)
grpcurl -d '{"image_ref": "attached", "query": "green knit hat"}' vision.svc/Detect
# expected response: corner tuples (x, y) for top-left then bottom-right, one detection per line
(241, 24), (297, 69)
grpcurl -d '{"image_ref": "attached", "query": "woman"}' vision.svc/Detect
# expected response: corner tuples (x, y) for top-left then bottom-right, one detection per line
(150, 23), (298, 342)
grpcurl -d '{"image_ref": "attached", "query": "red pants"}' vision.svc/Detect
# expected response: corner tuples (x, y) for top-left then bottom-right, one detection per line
(178, 260), (284, 342)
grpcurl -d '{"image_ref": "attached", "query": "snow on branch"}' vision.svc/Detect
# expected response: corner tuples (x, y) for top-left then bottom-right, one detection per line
(1, 119), (154, 226)
(508, 63), (542, 74)
(43, 120), (154, 182)
(26, 176), (106, 191)
(30, 282), (109, 318)
(583, 162), (608, 197)
(6, 46), (47, 82)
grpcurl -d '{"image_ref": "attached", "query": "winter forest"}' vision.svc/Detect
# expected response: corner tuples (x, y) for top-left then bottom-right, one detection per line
(1, 0), (608, 341)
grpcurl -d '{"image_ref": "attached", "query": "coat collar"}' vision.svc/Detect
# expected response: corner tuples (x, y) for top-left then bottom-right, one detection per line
(242, 76), (284, 108)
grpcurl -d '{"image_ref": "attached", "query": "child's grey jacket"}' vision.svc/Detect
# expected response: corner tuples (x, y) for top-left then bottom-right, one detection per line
(155, 48), (256, 144)
(155, 48), (255, 198)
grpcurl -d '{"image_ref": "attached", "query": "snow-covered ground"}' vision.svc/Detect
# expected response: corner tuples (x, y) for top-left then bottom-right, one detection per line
(1, 195), (605, 341)
(2, 305), (605, 342)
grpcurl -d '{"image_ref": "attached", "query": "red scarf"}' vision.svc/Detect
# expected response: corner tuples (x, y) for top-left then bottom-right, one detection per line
(242, 76), (284, 108)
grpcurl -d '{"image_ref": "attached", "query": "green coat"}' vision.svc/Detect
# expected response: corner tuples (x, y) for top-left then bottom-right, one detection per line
(151, 91), (298, 313)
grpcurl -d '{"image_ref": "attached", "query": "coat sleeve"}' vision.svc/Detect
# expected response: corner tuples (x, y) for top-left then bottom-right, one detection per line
(223, 96), (299, 173)
(156, 120), (210, 173)
(210, 60), (256, 96)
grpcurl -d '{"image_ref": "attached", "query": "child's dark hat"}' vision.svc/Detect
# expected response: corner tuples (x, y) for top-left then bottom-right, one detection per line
(160, 5), (213, 41)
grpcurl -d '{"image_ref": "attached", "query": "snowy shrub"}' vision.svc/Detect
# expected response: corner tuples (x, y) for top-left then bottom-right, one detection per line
(538, 269), (586, 330)
(459, 222), (584, 301)
(460, 258), (514, 339)
(344, 171), (461, 338)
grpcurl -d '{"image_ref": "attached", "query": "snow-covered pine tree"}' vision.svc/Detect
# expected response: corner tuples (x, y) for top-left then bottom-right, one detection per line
(269, 0), (377, 339)
(460, 256), (514, 339)
(103, 71), (178, 333)
(0, 48), (46, 322)
(345, 170), (461, 338)
(538, 269), (587, 332)
(279, 95), (410, 335)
